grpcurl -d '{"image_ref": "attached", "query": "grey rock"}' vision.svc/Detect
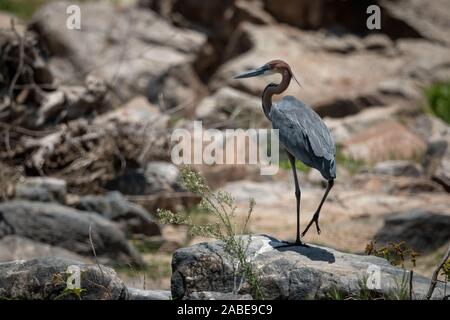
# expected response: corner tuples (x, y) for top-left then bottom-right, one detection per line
(372, 160), (422, 177)
(127, 288), (171, 300)
(171, 235), (446, 300)
(423, 140), (450, 192)
(14, 177), (67, 203)
(106, 161), (181, 195)
(76, 191), (161, 237)
(0, 201), (144, 267)
(375, 209), (450, 253)
(187, 291), (253, 300)
(0, 235), (90, 263)
(0, 257), (127, 300)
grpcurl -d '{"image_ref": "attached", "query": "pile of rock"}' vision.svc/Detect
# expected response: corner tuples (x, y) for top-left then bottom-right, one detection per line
(0, 177), (164, 267)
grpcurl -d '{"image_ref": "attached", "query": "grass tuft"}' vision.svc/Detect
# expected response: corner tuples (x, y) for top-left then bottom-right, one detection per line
(424, 82), (450, 124)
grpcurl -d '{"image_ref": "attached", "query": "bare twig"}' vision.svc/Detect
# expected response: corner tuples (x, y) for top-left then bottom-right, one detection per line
(0, 121), (56, 136)
(8, 19), (25, 106)
(89, 223), (105, 280)
(426, 245), (450, 300)
(409, 270), (414, 300)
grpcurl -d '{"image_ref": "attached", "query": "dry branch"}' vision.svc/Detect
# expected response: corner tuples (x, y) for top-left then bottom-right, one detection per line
(427, 245), (450, 299)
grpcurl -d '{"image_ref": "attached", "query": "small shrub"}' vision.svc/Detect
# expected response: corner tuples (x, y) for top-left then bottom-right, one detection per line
(0, 0), (48, 20)
(424, 82), (450, 124)
(158, 166), (263, 299)
(365, 241), (420, 268)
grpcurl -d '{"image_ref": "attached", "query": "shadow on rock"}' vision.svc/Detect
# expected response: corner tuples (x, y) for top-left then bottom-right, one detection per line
(266, 236), (336, 263)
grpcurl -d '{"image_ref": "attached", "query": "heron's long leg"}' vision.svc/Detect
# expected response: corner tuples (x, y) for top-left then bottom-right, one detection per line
(302, 179), (334, 237)
(288, 152), (302, 244)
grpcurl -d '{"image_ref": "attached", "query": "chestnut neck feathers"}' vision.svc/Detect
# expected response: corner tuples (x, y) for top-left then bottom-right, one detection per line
(262, 67), (292, 118)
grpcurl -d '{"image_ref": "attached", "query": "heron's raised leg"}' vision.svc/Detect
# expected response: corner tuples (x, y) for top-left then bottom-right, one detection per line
(302, 179), (334, 237)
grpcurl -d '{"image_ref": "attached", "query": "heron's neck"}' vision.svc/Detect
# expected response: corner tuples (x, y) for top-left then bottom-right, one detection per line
(262, 69), (291, 118)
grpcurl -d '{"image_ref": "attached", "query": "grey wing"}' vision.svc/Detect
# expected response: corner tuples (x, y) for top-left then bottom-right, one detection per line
(269, 96), (336, 178)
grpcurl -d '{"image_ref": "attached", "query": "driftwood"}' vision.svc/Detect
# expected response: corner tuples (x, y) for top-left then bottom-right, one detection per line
(1, 118), (170, 194)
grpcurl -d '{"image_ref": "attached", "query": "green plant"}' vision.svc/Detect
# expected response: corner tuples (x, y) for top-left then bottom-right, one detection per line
(0, 0), (49, 20)
(424, 82), (450, 124)
(365, 241), (420, 268)
(325, 273), (411, 300)
(279, 158), (310, 173)
(442, 259), (450, 278)
(385, 272), (410, 300)
(356, 276), (384, 300)
(158, 166), (263, 299)
(54, 287), (87, 300)
(51, 271), (87, 300)
(325, 285), (347, 300)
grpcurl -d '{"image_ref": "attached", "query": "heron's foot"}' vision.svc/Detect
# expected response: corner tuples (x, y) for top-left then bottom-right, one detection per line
(275, 239), (308, 248)
(302, 213), (321, 237)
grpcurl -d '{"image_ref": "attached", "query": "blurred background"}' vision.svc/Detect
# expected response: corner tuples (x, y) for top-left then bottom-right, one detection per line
(0, 0), (449, 290)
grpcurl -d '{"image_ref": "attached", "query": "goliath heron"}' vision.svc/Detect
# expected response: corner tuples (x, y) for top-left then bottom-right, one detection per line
(234, 60), (336, 246)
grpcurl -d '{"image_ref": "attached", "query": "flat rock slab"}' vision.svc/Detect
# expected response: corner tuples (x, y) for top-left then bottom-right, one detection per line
(127, 288), (171, 300)
(172, 235), (446, 300)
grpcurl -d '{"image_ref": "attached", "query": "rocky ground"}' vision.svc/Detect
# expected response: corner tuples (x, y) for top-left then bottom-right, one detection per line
(0, 0), (449, 299)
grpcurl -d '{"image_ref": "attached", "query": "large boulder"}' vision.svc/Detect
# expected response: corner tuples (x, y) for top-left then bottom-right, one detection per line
(324, 105), (401, 144)
(342, 120), (427, 163)
(374, 209), (450, 253)
(0, 201), (144, 267)
(30, 1), (207, 106)
(76, 191), (161, 237)
(171, 235), (446, 300)
(0, 257), (127, 300)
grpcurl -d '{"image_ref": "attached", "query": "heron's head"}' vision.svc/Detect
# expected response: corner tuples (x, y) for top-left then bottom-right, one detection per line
(234, 59), (301, 86)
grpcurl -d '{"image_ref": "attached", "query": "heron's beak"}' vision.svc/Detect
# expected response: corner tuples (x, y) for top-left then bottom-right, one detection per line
(234, 64), (270, 79)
